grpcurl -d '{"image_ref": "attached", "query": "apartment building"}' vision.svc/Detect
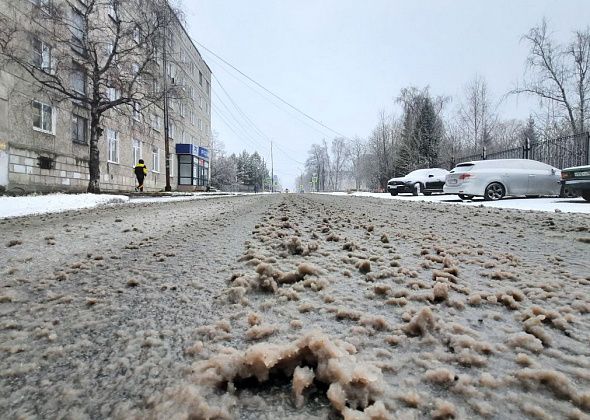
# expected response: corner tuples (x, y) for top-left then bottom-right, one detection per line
(0, 0), (212, 193)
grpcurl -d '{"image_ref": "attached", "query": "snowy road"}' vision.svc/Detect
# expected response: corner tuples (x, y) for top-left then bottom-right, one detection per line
(1, 194), (589, 419)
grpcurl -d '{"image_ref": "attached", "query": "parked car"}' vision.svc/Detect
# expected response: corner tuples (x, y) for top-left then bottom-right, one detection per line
(444, 159), (561, 201)
(561, 164), (590, 201)
(387, 168), (449, 196)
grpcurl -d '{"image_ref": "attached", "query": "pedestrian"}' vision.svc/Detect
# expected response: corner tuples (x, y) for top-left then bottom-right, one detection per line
(254, 184), (258, 194)
(134, 159), (148, 192)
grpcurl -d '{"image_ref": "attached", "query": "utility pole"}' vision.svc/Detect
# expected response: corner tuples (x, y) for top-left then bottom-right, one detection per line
(162, 22), (172, 192)
(270, 140), (274, 193)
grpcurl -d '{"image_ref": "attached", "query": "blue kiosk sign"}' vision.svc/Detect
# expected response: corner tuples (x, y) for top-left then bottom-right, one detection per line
(175, 144), (209, 188)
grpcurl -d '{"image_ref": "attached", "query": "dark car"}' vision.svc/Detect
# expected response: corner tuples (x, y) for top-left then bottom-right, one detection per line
(386, 168), (449, 196)
(561, 165), (590, 201)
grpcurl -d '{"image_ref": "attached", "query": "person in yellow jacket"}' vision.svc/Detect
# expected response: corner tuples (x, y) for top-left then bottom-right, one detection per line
(134, 159), (148, 192)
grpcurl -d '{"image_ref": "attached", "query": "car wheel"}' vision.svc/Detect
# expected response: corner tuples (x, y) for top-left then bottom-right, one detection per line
(389, 191), (398, 196)
(412, 183), (422, 196)
(559, 185), (578, 198)
(484, 182), (505, 201)
(582, 191), (590, 202)
(423, 191), (432, 196)
(458, 194), (474, 200)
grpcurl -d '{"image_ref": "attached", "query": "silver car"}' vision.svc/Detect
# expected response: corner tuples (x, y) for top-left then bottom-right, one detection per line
(444, 159), (561, 200)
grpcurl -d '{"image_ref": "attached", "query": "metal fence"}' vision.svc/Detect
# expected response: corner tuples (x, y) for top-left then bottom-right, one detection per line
(450, 132), (590, 169)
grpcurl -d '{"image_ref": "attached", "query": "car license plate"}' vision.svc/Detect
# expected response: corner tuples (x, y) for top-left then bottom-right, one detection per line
(448, 179), (457, 185)
(574, 171), (590, 177)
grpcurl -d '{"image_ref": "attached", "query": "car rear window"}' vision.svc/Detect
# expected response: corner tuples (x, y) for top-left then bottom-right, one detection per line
(451, 163), (474, 173)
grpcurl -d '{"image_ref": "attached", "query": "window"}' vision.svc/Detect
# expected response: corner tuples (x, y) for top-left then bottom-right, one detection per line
(190, 109), (195, 125)
(132, 62), (140, 75)
(132, 101), (141, 121)
(132, 138), (142, 164)
(169, 121), (175, 139)
(198, 118), (202, 131)
(72, 114), (87, 143)
(133, 26), (141, 44)
(152, 114), (161, 131)
(31, 0), (51, 14)
(106, 42), (118, 63)
(72, 62), (86, 96)
(199, 70), (203, 86)
(107, 86), (120, 101)
(199, 96), (203, 109)
(107, 0), (116, 18)
(32, 101), (53, 133)
(167, 62), (176, 83)
(180, 49), (186, 63)
(107, 129), (119, 163)
(71, 8), (86, 55)
(32, 38), (52, 73)
(188, 86), (194, 100)
(206, 80), (210, 95)
(179, 102), (185, 117)
(168, 98), (175, 111)
(152, 147), (160, 172)
(167, 153), (174, 177)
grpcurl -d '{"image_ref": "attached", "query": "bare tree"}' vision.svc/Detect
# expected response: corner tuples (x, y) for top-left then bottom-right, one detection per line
(306, 142), (329, 192)
(0, 0), (179, 192)
(329, 137), (349, 191)
(458, 75), (496, 151)
(366, 110), (396, 189)
(514, 19), (590, 134)
(348, 137), (366, 190)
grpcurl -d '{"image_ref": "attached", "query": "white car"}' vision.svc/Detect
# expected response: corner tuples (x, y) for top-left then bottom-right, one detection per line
(386, 168), (450, 196)
(444, 159), (561, 200)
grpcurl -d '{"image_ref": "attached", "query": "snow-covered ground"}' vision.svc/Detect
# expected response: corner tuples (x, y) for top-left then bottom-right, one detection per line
(0, 193), (129, 219)
(328, 192), (590, 214)
(0, 192), (245, 219)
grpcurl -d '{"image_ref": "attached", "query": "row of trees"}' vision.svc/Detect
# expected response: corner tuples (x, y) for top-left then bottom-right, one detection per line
(297, 20), (590, 192)
(210, 140), (272, 190)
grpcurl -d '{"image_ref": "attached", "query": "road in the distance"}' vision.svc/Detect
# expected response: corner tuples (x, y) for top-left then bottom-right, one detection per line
(1, 194), (589, 419)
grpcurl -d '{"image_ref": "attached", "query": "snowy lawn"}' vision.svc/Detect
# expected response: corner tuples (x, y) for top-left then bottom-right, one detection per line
(328, 191), (590, 214)
(0, 193), (129, 219)
(0, 192), (245, 219)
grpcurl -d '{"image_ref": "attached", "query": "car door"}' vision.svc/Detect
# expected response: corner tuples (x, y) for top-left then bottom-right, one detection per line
(503, 161), (529, 195)
(527, 162), (559, 195)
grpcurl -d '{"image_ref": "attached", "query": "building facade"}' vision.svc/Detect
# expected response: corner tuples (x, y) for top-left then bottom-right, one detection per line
(0, 0), (212, 193)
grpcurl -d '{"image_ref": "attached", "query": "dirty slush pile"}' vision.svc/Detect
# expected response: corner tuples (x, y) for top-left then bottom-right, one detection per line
(2, 194), (590, 419)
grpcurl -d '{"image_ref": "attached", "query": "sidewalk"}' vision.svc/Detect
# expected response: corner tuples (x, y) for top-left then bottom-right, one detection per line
(0, 191), (242, 219)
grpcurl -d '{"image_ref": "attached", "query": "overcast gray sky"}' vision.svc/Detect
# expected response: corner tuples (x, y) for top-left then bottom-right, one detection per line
(183, 1), (590, 189)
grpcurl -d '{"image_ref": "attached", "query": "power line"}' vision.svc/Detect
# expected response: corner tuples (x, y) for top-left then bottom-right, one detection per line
(213, 76), (306, 166)
(213, 90), (269, 153)
(207, 54), (336, 140)
(192, 39), (351, 140)
(211, 104), (267, 152)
